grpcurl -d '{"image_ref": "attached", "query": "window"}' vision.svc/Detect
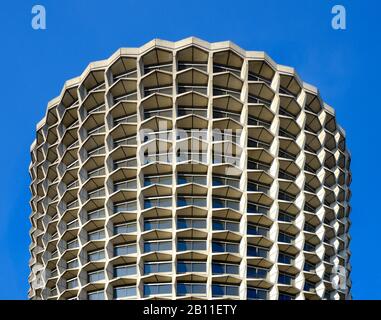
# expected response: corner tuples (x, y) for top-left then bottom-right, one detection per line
(278, 211), (294, 222)
(247, 224), (268, 236)
(177, 283), (206, 296)
(88, 208), (105, 219)
(177, 218), (206, 229)
(144, 175), (172, 186)
(247, 246), (268, 258)
(113, 200), (137, 213)
(212, 284), (239, 297)
(247, 287), (267, 300)
(144, 241), (172, 253)
(66, 278), (78, 289)
(278, 253), (294, 264)
(177, 196), (207, 207)
(88, 290), (104, 300)
(88, 228), (105, 241)
(212, 219), (239, 232)
(304, 281), (316, 292)
(212, 241), (239, 253)
(144, 197), (172, 209)
(247, 267), (268, 279)
(212, 263), (239, 275)
(113, 179), (137, 191)
(213, 198), (239, 210)
(278, 293), (295, 300)
(212, 176), (240, 188)
(212, 197), (240, 210)
(88, 249), (105, 262)
(247, 202), (269, 214)
(144, 219), (172, 231)
(114, 265), (136, 277)
(67, 219), (79, 229)
(304, 242), (316, 252)
(304, 262), (315, 272)
(278, 232), (294, 244)
(177, 174), (207, 185)
(114, 286), (136, 299)
(144, 262), (172, 274)
(143, 283), (172, 297)
(67, 258), (78, 269)
(114, 222), (137, 234)
(67, 239), (78, 249)
(88, 269), (105, 282)
(114, 243), (137, 256)
(278, 273), (294, 285)
(177, 261), (206, 273)
(177, 240), (206, 251)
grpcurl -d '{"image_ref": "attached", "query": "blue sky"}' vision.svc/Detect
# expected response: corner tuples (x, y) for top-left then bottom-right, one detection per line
(0, 0), (379, 299)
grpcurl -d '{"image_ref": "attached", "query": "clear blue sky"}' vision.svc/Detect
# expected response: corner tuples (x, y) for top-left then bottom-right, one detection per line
(0, 0), (379, 299)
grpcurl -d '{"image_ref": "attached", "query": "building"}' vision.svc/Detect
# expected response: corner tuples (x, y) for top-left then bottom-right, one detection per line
(28, 37), (351, 300)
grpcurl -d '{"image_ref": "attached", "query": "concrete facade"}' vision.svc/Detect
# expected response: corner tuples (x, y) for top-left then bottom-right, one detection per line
(28, 37), (351, 300)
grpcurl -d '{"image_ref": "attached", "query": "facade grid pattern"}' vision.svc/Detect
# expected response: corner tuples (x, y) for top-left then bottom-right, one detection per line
(28, 37), (352, 300)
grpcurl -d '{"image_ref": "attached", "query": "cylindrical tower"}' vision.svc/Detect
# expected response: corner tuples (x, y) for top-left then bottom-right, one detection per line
(28, 37), (351, 300)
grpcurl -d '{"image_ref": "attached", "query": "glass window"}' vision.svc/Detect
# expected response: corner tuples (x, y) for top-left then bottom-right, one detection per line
(113, 222), (137, 234)
(278, 273), (293, 285)
(114, 265), (136, 277)
(247, 224), (268, 236)
(247, 287), (267, 300)
(114, 286), (136, 299)
(114, 244), (136, 256)
(212, 263), (239, 275)
(144, 219), (172, 231)
(212, 219), (239, 232)
(279, 293), (295, 300)
(247, 267), (268, 278)
(247, 246), (268, 258)
(88, 249), (105, 262)
(88, 229), (105, 241)
(144, 262), (172, 274)
(88, 290), (104, 300)
(278, 232), (294, 243)
(67, 259), (78, 269)
(177, 283), (206, 296)
(144, 241), (172, 253)
(88, 270), (105, 282)
(212, 284), (239, 297)
(177, 261), (206, 273)
(212, 241), (239, 253)
(88, 208), (105, 219)
(143, 284), (172, 297)
(177, 218), (206, 229)
(278, 253), (294, 264)
(177, 240), (206, 251)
